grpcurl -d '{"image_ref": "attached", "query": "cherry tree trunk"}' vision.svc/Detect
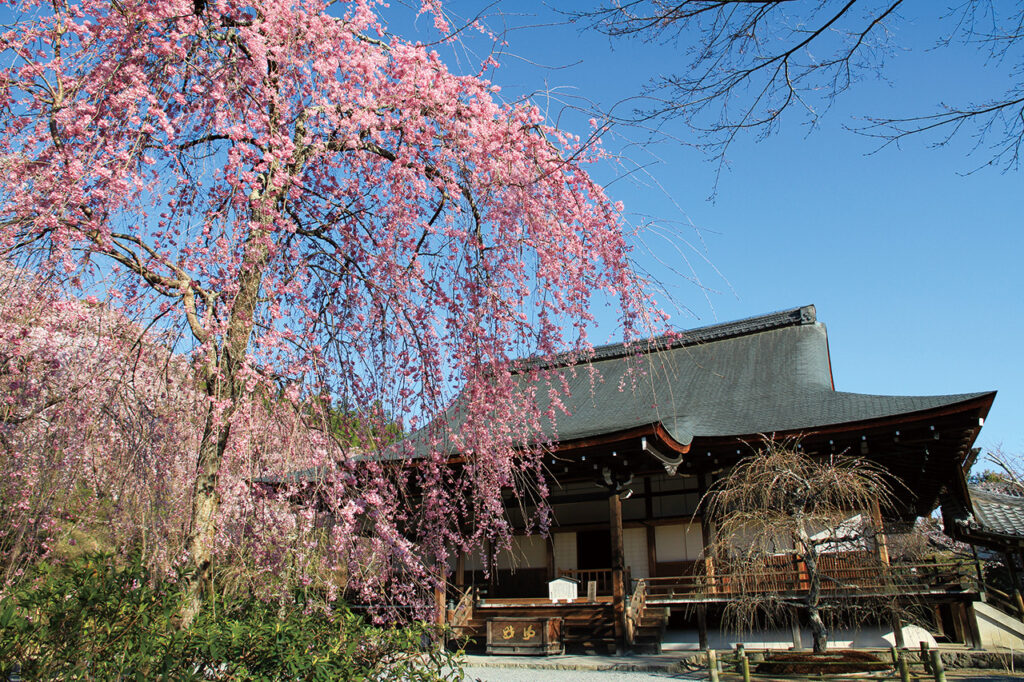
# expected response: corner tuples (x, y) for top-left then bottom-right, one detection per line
(180, 215), (270, 627)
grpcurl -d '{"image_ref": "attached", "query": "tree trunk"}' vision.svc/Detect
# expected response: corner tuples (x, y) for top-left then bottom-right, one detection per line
(806, 603), (828, 653)
(797, 525), (828, 653)
(179, 205), (271, 628)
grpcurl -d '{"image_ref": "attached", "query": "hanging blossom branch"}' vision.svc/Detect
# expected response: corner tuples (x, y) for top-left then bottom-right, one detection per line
(0, 0), (665, 623)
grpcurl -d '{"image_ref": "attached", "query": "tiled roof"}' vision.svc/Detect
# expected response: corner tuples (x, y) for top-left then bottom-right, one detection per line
(967, 486), (1024, 538)
(402, 305), (992, 456)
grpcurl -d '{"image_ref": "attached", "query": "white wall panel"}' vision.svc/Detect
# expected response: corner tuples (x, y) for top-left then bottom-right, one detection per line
(553, 532), (577, 571)
(623, 527), (649, 579)
(655, 522), (704, 561)
(496, 535), (547, 569)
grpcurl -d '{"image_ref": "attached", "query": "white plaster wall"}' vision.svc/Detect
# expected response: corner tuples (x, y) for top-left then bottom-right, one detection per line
(975, 602), (1024, 648)
(553, 532), (577, 572)
(655, 522), (704, 562)
(496, 535), (547, 570)
(623, 527), (649, 579)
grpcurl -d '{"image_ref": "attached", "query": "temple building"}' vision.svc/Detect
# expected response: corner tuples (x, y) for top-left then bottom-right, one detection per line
(445, 305), (999, 653)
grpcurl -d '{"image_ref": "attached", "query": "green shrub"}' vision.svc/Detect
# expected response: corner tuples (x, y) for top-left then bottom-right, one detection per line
(0, 553), (463, 680)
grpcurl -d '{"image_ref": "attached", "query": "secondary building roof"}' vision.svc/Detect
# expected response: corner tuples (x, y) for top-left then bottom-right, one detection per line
(945, 485), (1024, 550)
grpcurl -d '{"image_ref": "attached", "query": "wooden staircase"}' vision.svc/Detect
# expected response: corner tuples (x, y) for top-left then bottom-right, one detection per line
(449, 583), (669, 655)
(626, 579), (669, 654)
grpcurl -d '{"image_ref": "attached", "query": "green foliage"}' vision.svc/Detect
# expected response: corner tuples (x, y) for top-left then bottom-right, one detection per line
(1, 553), (463, 681)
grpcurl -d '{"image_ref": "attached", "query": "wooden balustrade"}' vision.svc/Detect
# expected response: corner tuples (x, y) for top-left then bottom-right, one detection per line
(642, 559), (977, 601)
(449, 585), (476, 627)
(557, 568), (614, 595)
(625, 578), (647, 645)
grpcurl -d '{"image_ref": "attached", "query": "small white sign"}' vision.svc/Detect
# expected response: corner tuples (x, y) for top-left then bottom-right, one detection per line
(548, 576), (579, 602)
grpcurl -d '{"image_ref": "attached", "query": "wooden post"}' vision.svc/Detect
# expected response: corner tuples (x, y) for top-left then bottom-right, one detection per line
(1004, 551), (1024, 617)
(898, 650), (911, 682)
(791, 615), (804, 651)
(456, 552), (466, 590)
(970, 545), (985, 595)
(930, 649), (946, 682)
(701, 473), (717, 594)
(932, 604), (946, 638)
(697, 604), (709, 650)
(870, 499), (890, 567)
(546, 537), (555, 581)
(610, 492), (626, 655)
(434, 577), (446, 627)
(707, 648), (720, 682)
(890, 609), (905, 649)
(964, 601), (983, 649)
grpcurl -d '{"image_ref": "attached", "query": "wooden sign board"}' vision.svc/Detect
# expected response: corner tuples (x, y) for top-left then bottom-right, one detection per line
(486, 617), (563, 655)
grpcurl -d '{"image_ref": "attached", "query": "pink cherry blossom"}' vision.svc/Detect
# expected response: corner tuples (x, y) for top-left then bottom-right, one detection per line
(0, 0), (665, 619)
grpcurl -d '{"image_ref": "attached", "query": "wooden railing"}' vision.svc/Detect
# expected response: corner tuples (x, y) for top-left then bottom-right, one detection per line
(625, 578), (648, 645)
(985, 584), (1024, 619)
(643, 559), (977, 601)
(449, 585), (476, 627)
(558, 568), (614, 596)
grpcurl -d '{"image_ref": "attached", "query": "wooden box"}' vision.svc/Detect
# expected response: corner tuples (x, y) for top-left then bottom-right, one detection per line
(486, 617), (563, 655)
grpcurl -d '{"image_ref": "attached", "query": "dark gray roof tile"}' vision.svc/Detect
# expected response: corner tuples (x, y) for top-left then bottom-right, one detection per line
(968, 486), (1024, 537)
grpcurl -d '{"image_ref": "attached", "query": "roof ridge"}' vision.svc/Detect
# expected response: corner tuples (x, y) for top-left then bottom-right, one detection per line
(514, 304), (817, 373)
(969, 484), (1024, 501)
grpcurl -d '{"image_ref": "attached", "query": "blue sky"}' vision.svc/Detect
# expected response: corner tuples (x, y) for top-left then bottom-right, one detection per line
(395, 2), (1023, 458)
(3, 2), (1016, 457)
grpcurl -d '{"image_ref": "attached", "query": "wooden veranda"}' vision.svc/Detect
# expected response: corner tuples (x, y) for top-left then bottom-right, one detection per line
(448, 556), (983, 653)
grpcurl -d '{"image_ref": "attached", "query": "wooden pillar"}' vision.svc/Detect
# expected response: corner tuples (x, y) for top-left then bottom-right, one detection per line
(971, 545), (985, 595)
(963, 601), (983, 649)
(932, 605), (945, 639)
(697, 604), (709, 650)
(870, 499), (890, 567)
(610, 492), (626, 655)
(1018, 549), (1024, 615)
(434, 575), (446, 627)
(456, 552), (466, 590)
(889, 609), (905, 649)
(791, 616), (804, 651)
(701, 473), (717, 594)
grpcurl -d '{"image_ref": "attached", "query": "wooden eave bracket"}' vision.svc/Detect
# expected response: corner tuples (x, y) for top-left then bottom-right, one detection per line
(641, 436), (684, 476)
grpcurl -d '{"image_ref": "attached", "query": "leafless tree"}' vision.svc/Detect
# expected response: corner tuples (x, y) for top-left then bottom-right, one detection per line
(703, 439), (899, 652)
(982, 447), (1024, 494)
(574, 2), (1024, 181)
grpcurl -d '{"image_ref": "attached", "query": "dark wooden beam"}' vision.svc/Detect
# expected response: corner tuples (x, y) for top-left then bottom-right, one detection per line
(609, 493), (626, 655)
